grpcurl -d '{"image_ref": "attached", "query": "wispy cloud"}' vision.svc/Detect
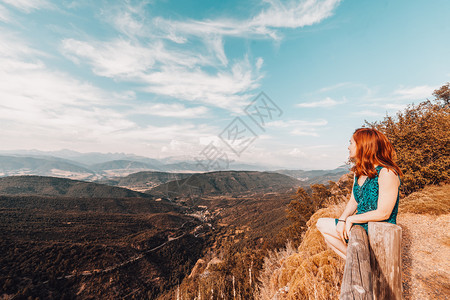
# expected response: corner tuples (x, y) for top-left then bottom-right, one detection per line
(132, 103), (210, 118)
(0, 0), (343, 161)
(315, 82), (372, 95)
(0, 0), (51, 13)
(296, 97), (342, 107)
(267, 119), (328, 127)
(61, 37), (262, 112)
(394, 85), (435, 100)
(0, 29), (219, 154)
(290, 129), (320, 136)
(251, 0), (341, 29)
(266, 119), (327, 137)
(148, 0), (341, 41)
(288, 147), (307, 157)
(0, 4), (9, 22)
(64, 0), (341, 114)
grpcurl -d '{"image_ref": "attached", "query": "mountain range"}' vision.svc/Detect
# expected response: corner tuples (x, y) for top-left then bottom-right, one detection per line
(0, 150), (348, 185)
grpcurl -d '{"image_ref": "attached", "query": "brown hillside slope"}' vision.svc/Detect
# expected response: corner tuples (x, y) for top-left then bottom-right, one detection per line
(257, 184), (450, 300)
(398, 184), (450, 300)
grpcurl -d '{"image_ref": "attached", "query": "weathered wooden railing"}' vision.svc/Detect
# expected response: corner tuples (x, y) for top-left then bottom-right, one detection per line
(340, 222), (402, 300)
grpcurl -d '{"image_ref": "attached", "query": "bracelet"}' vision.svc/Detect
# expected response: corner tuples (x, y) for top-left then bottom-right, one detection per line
(338, 219), (346, 222)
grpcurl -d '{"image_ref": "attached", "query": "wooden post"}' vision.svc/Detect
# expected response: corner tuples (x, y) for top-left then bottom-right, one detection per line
(340, 225), (373, 300)
(368, 222), (402, 300)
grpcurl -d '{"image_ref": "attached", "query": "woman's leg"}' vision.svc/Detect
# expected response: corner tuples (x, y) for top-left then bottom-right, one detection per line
(316, 218), (348, 260)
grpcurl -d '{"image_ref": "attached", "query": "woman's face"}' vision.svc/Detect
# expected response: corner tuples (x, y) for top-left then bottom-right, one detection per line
(348, 136), (357, 159)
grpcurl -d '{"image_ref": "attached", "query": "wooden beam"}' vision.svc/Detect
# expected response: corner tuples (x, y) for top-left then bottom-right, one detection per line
(340, 225), (373, 300)
(368, 222), (402, 300)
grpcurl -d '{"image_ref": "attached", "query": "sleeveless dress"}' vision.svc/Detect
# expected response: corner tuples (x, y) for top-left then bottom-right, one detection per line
(335, 166), (400, 236)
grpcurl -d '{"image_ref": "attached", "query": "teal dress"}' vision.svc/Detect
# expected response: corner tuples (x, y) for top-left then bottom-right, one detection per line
(335, 166), (400, 237)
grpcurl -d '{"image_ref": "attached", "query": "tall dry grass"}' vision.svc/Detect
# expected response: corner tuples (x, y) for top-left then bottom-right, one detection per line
(256, 202), (346, 300)
(399, 184), (450, 215)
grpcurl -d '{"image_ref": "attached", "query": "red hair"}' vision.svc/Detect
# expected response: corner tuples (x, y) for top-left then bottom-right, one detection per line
(351, 128), (403, 178)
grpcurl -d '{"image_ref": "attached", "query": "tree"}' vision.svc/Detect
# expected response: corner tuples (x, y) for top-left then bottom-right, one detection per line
(433, 82), (450, 106)
(367, 84), (450, 194)
(282, 184), (333, 245)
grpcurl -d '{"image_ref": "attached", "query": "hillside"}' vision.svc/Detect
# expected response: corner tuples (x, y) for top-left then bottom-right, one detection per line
(99, 171), (194, 192)
(256, 183), (450, 300)
(0, 189), (211, 299)
(0, 176), (151, 198)
(147, 170), (302, 198)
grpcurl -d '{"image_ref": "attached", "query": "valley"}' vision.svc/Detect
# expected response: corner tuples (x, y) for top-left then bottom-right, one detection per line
(0, 166), (345, 299)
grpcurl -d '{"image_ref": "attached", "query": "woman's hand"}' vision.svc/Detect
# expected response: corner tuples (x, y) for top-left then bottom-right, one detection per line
(336, 220), (346, 242)
(344, 216), (354, 240)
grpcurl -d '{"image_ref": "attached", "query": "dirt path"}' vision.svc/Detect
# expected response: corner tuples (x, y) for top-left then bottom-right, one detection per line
(398, 213), (450, 299)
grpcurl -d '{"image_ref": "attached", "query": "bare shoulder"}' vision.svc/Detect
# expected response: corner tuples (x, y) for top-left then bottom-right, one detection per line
(379, 167), (400, 186)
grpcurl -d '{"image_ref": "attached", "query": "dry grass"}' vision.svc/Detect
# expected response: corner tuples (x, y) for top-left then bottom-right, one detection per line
(399, 184), (450, 215)
(257, 202), (346, 300)
(258, 184), (450, 299)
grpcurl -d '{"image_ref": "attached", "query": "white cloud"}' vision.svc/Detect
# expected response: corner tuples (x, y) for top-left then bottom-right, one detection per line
(265, 119), (327, 137)
(60, 0), (341, 115)
(251, 0), (341, 29)
(289, 147), (307, 157)
(62, 39), (155, 78)
(139, 58), (261, 112)
(205, 35), (228, 66)
(0, 4), (9, 22)
(0, 0), (344, 159)
(62, 36), (261, 112)
(290, 129), (319, 136)
(256, 57), (264, 71)
(267, 119), (328, 128)
(394, 85), (434, 100)
(147, 0), (341, 41)
(0, 29), (222, 155)
(0, 0), (50, 13)
(296, 97), (341, 107)
(133, 103), (210, 118)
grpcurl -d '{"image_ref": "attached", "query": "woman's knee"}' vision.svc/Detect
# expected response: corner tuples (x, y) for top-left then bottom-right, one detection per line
(316, 217), (336, 235)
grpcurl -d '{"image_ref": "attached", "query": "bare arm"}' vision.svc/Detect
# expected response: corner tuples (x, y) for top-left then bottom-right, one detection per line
(336, 176), (358, 241)
(345, 168), (400, 235)
(339, 186), (358, 221)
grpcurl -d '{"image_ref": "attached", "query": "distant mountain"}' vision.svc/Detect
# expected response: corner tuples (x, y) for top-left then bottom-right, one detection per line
(89, 159), (163, 177)
(0, 149), (165, 166)
(0, 150), (348, 182)
(274, 165), (349, 184)
(0, 155), (96, 180)
(0, 150), (274, 177)
(147, 170), (302, 198)
(159, 155), (271, 171)
(90, 160), (160, 172)
(0, 176), (151, 198)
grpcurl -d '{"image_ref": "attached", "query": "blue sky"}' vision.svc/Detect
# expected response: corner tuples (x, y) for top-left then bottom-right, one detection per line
(0, 0), (449, 169)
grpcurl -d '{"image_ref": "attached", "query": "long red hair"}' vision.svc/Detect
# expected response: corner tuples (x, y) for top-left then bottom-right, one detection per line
(351, 128), (403, 178)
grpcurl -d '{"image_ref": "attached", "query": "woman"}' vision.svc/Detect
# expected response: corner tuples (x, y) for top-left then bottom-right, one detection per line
(316, 128), (402, 260)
